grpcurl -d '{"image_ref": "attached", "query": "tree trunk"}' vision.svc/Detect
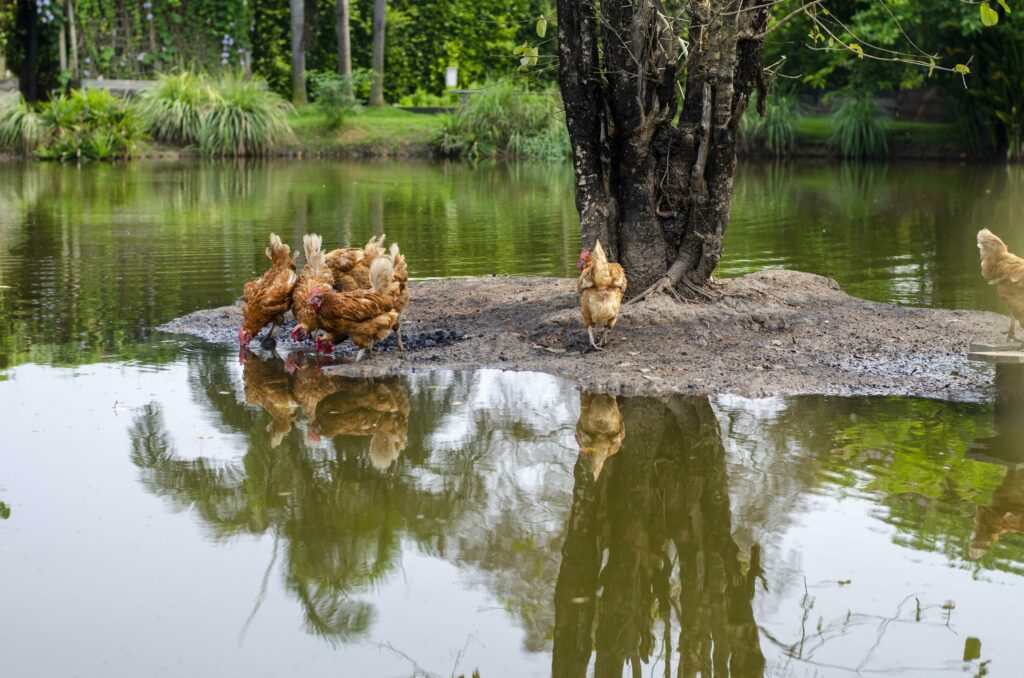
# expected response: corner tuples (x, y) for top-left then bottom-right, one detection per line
(368, 0), (387, 107)
(66, 0), (79, 81)
(556, 0), (773, 295)
(17, 0), (40, 101)
(290, 0), (307, 106)
(335, 0), (353, 98)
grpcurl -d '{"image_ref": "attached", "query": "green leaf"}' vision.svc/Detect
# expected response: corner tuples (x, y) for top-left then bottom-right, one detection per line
(849, 42), (864, 59)
(513, 43), (527, 56)
(980, 2), (1000, 26)
(955, 63), (971, 75)
(928, 57), (936, 78)
(536, 14), (547, 39)
(998, 0), (1012, 13)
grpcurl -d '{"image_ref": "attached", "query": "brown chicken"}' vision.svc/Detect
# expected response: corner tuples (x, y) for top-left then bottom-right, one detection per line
(388, 243), (411, 351)
(239, 233), (297, 348)
(978, 229), (1024, 340)
(290, 234), (337, 343)
(310, 378), (410, 470)
(308, 256), (400, 361)
(575, 393), (625, 480)
(577, 240), (628, 350)
(241, 350), (299, 448)
(326, 234), (387, 292)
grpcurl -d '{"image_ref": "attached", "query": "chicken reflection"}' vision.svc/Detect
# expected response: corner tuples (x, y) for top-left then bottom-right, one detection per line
(556, 395), (763, 678)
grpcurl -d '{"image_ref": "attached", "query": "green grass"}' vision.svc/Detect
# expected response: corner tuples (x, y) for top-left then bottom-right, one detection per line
(289, 106), (442, 155)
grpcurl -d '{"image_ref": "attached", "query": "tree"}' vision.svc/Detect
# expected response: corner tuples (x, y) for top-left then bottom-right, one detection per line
(290, 0), (308, 106)
(368, 0), (387, 106)
(555, 0), (974, 296)
(335, 0), (353, 98)
(556, 0), (774, 296)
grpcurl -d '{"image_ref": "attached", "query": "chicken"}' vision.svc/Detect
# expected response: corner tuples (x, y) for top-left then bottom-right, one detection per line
(577, 240), (628, 350)
(310, 378), (410, 470)
(387, 243), (411, 351)
(239, 233), (297, 349)
(978, 229), (1024, 341)
(241, 350), (299, 448)
(970, 467), (1024, 559)
(575, 393), (625, 480)
(326, 234), (387, 292)
(308, 255), (400, 361)
(290, 234), (337, 343)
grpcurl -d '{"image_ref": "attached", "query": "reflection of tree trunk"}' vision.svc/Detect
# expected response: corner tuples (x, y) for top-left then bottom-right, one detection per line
(370, 191), (384, 237)
(554, 395), (764, 677)
(552, 456), (601, 678)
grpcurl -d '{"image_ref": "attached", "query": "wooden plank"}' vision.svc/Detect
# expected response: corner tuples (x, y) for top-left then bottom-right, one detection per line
(968, 350), (1024, 364)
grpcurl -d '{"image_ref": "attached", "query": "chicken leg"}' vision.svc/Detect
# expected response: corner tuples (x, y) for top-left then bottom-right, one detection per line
(587, 327), (603, 351)
(601, 327), (611, 348)
(261, 323), (279, 350)
(395, 322), (405, 352)
(1008, 314), (1018, 341)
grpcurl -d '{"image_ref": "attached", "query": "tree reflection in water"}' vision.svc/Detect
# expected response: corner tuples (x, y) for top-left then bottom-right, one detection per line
(555, 395), (764, 678)
(129, 351), (467, 642)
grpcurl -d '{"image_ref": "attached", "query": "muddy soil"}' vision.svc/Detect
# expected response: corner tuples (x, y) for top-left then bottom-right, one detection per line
(159, 270), (1012, 400)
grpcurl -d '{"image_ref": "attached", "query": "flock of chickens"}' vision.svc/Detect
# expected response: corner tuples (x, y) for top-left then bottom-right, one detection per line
(238, 232), (409, 359)
(239, 232), (631, 357)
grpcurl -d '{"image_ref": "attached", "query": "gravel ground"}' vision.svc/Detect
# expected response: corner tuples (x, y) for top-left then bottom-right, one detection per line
(159, 270), (1010, 401)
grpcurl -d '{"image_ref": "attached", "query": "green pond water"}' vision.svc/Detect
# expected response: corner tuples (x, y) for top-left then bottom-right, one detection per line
(1, 159), (1023, 677)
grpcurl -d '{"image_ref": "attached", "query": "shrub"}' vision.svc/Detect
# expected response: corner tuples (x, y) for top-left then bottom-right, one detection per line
(828, 95), (889, 159)
(309, 71), (362, 130)
(198, 74), (295, 157)
(36, 89), (146, 161)
(436, 81), (569, 160)
(740, 93), (797, 157)
(136, 72), (214, 145)
(0, 93), (42, 153)
(397, 89), (457, 107)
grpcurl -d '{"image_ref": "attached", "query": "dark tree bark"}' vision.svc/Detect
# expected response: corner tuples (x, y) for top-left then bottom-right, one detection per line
(335, 0), (353, 98)
(16, 0), (40, 102)
(290, 0), (307, 106)
(368, 0), (387, 107)
(556, 0), (773, 295)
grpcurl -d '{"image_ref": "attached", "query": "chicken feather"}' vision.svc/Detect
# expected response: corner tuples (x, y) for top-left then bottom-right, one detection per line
(290, 234), (336, 342)
(978, 229), (1024, 340)
(240, 233), (297, 345)
(577, 240), (627, 350)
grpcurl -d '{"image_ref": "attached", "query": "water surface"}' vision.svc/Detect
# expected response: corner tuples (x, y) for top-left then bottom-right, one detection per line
(2, 159), (1023, 676)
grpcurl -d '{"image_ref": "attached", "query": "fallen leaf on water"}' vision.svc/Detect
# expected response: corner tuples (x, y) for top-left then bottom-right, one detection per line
(219, 391), (231, 395)
(197, 435), (212, 440)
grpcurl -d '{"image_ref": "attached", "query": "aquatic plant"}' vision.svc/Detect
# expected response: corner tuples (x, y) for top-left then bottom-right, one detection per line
(136, 72), (215, 146)
(436, 81), (570, 160)
(0, 93), (42, 153)
(828, 95), (889, 159)
(198, 74), (296, 157)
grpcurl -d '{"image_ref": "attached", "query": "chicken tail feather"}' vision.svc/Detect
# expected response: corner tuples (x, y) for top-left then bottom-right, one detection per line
(265, 233), (291, 265)
(370, 255), (395, 292)
(303, 233), (325, 270)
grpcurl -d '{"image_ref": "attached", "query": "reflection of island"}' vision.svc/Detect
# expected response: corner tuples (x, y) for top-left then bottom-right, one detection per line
(554, 395), (764, 677)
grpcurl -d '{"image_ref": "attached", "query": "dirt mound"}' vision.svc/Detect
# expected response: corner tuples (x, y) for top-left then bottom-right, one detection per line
(160, 271), (1008, 400)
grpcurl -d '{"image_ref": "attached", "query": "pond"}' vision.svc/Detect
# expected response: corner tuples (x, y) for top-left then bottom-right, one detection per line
(0, 159), (1022, 677)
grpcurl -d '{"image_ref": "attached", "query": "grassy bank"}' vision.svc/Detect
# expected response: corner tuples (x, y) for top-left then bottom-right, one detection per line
(288, 107), (441, 157)
(792, 117), (971, 159)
